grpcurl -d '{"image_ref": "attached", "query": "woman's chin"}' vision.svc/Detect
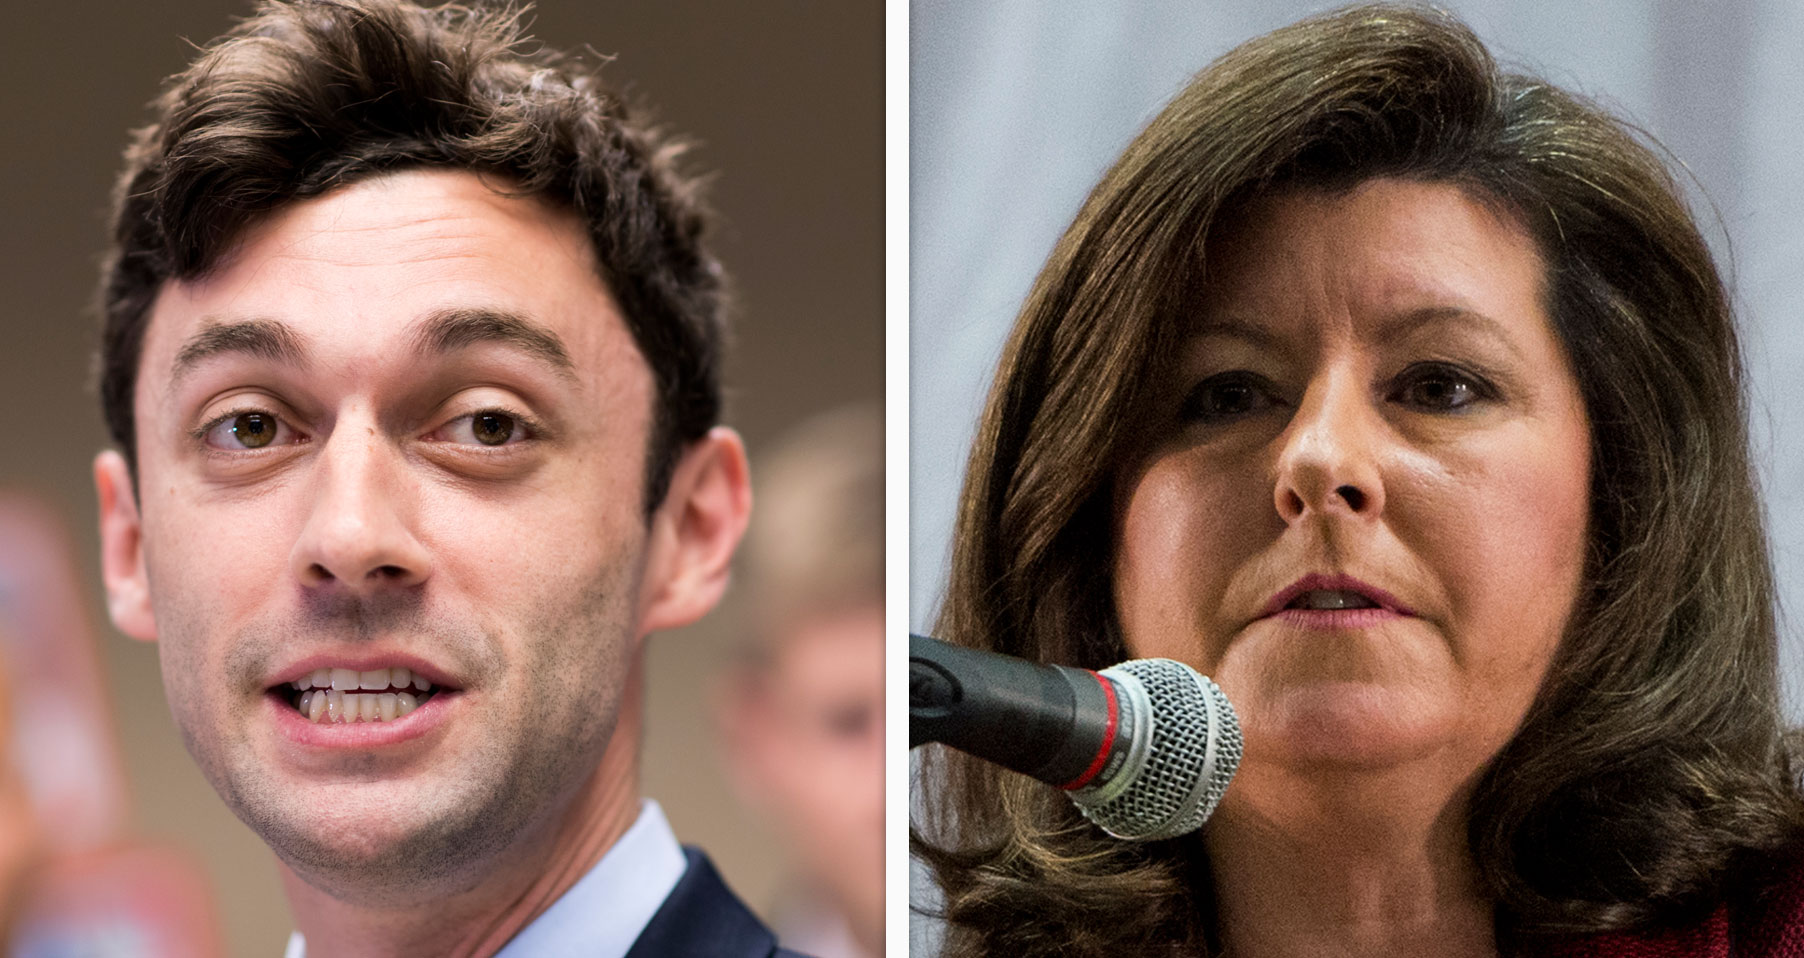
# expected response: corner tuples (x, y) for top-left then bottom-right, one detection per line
(1236, 680), (1463, 771)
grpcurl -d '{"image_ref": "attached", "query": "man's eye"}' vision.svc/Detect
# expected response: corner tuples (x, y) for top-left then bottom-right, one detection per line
(441, 411), (526, 447)
(203, 410), (295, 450)
(1391, 363), (1494, 412)
(1180, 372), (1277, 423)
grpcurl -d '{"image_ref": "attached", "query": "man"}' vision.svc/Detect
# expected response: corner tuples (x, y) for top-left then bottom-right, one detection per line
(721, 406), (884, 958)
(91, 1), (802, 954)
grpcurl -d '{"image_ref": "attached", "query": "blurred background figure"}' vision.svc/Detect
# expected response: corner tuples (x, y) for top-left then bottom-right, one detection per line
(721, 405), (885, 958)
(0, 623), (41, 945)
(0, 494), (221, 956)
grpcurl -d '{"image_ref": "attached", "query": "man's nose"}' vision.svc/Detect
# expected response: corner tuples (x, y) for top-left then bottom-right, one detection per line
(1272, 370), (1387, 524)
(290, 426), (431, 594)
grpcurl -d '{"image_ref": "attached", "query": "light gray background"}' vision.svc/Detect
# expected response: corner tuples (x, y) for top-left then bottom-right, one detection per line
(911, 0), (1804, 949)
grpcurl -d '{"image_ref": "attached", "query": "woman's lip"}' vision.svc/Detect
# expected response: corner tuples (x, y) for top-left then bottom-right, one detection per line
(1261, 573), (1417, 617)
(264, 687), (460, 749)
(1267, 607), (1409, 629)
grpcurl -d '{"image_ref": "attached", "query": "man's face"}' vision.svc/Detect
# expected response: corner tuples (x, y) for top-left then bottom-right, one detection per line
(99, 170), (678, 898)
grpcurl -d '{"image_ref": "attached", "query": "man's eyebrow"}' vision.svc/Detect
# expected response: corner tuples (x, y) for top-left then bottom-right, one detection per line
(171, 318), (309, 387)
(410, 308), (577, 381)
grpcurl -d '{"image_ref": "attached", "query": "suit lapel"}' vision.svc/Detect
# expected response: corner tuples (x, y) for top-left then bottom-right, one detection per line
(623, 848), (779, 958)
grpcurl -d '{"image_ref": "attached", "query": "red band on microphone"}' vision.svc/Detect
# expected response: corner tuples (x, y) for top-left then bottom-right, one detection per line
(1058, 671), (1118, 790)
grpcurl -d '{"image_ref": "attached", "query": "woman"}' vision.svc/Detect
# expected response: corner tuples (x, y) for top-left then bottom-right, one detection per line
(912, 5), (1804, 956)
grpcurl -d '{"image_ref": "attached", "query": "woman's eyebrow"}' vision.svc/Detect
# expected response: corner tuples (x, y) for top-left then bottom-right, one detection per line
(1374, 305), (1528, 362)
(170, 317), (309, 389)
(1191, 317), (1282, 350)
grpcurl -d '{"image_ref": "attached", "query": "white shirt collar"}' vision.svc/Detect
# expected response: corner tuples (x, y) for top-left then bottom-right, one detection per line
(284, 800), (688, 958)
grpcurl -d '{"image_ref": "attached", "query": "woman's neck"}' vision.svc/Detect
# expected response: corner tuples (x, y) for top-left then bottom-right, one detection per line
(1205, 761), (1496, 958)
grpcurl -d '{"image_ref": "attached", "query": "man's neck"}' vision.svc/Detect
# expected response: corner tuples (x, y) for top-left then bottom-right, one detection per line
(281, 703), (644, 958)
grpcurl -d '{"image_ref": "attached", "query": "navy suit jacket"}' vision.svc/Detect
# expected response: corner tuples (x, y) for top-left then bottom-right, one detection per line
(624, 848), (813, 958)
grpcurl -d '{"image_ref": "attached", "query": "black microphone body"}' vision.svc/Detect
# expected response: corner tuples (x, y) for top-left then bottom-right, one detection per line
(911, 633), (1242, 840)
(909, 633), (1134, 789)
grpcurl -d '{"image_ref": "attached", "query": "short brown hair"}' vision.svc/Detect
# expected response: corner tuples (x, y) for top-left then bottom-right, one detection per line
(99, 0), (723, 511)
(915, 4), (1803, 954)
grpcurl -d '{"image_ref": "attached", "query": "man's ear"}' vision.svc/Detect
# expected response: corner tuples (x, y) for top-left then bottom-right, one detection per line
(94, 451), (157, 641)
(637, 427), (752, 635)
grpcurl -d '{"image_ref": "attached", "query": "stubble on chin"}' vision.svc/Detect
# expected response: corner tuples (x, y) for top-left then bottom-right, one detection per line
(160, 576), (635, 907)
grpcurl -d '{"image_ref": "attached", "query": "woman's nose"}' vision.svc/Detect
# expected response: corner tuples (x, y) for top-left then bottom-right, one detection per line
(289, 427), (432, 595)
(1273, 373), (1387, 524)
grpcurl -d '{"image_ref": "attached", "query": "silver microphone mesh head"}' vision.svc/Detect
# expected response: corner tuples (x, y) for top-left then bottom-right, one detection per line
(1068, 658), (1242, 841)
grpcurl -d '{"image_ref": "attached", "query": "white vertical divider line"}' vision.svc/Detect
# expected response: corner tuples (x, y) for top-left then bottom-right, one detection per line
(884, 1), (911, 956)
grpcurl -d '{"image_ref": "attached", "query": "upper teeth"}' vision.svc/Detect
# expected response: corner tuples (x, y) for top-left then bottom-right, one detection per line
(289, 667), (432, 692)
(287, 667), (438, 725)
(1293, 590), (1378, 610)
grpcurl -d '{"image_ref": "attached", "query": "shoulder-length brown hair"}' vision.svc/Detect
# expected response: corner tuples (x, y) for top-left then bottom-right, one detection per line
(914, 4), (1803, 955)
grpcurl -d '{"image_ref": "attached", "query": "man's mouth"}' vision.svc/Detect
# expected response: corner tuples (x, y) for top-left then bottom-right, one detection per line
(275, 667), (444, 724)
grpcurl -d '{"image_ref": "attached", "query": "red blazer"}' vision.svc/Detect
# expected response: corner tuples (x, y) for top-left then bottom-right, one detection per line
(1534, 854), (1804, 957)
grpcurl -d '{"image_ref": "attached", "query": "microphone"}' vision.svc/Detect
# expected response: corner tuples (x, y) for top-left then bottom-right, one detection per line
(910, 633), (1241, 841)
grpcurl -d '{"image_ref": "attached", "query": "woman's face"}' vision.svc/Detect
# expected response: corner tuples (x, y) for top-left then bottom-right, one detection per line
(1112, 178), (1590, 778)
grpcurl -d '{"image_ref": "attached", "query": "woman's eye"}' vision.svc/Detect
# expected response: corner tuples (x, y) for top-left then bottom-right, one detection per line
(441, 410), (527, 447)
(203, 410), (295, 450)
(1180, 372), (1276, 423)
(1391, 363), (1492, 411)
